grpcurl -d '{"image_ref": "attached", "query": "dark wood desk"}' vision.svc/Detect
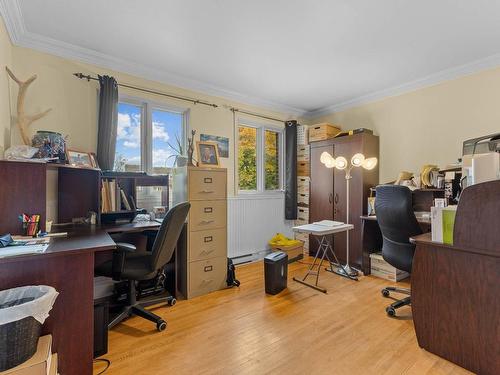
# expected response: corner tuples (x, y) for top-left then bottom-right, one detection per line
(0, 227), (115, 375)
(360, 215), (430, 275)
(410, 181), (500, 375)
(0, 222), (164, 375)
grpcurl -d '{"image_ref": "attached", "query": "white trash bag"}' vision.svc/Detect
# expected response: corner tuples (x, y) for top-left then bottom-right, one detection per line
(0, 286), (59, 325)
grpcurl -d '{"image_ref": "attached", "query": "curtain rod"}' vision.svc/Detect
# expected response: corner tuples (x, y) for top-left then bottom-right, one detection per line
(230, 107), (287, 123)
(73, 73), (218, 108)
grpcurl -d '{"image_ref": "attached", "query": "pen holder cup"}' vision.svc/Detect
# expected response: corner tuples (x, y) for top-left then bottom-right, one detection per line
(23, 222), (39, 237)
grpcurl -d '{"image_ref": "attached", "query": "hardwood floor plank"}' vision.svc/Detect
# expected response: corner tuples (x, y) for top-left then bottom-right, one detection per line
(95, 258), (471, 375)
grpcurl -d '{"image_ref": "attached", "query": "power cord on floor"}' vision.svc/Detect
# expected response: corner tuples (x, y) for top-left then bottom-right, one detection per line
(93, 358), (111, 374)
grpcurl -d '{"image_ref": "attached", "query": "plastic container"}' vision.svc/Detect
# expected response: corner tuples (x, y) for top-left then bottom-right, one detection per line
(264, 252), (288, 295)
(0, 286), (58, 371)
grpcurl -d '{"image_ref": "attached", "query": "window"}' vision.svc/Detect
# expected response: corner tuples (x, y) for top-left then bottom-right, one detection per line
(114, 98), (187, 209)
(114, 99), (187, 173)
(238, 122), (283, 193)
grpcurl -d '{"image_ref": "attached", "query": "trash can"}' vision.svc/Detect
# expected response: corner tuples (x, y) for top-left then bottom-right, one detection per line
(0, 286), (58, 371)
(264, 251), (288, 295)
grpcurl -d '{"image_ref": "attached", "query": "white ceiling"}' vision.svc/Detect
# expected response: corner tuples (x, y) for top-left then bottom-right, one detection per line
(2, 0), (500, 116)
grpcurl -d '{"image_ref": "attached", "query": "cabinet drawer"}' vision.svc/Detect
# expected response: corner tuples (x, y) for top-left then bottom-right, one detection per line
(189, 169), (226, 200)
(189, 200), (227, 231)
(189, 228), (227, 261)
(189, 256), (227, 298)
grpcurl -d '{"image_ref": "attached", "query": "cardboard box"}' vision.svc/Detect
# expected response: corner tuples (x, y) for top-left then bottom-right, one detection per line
(369, 253), (409, 282)
(2, 335), (52, 375)
(271, 243), (303, 263)
(308, 123), (341, 142)
(297, 162), (310, 177)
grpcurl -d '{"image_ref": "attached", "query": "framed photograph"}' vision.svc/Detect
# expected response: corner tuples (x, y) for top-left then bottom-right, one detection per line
(89, 152), (100, 169)
(67, 150), (93, 168)
(200, 134), (229, 158)
(197, 141), (220, 167)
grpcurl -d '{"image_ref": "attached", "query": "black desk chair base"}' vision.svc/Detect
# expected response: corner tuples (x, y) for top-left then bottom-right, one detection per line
(381, 287), (411, 317)
(109, 280), (173, 332)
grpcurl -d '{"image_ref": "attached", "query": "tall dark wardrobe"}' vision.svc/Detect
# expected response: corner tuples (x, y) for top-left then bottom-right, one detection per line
(309, 133), (379, 274)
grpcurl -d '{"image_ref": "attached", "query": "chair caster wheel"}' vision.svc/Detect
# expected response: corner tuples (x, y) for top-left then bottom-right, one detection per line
(167, 297), (176, 306)
(386, 306), (396, 317)
(157, 320), (167, 332)
(381, 289), (390, 297)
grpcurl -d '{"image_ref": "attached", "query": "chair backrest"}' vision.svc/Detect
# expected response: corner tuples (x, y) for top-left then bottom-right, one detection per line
(149, 202), (190, 272)
(375, 185), (422, 273)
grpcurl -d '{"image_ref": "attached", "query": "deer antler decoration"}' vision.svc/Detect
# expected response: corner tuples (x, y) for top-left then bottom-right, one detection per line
(6, 67), (52, 145)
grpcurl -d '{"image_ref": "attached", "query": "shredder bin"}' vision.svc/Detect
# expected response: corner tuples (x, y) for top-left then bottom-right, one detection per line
(264, 251), (288, 295)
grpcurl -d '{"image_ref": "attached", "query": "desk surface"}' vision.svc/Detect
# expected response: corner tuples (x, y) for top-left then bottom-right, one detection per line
(360, 214), (431, 224)
(293, 223), (354, 235)
(101, 220), (161, 233)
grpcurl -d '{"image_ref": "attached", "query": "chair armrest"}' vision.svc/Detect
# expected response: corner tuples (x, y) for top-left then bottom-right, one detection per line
(111, 243), (137, 280)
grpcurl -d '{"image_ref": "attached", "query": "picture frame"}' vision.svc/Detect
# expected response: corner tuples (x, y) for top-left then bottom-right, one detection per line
(67, 150), (94, 168)
(89, 152), (100, 169)
(200, 134), (229, 158)
(196, 141), (220, 167)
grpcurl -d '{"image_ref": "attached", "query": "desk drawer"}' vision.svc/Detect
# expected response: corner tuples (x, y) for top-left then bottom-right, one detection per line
(189, 169), (226, 200)
(189, 200), (227, 231)
(189, 228), (227, 261)
(189, 256), (227, 298)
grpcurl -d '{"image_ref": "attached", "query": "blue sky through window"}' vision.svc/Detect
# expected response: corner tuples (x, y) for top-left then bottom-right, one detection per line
(114, 102), (183, 172)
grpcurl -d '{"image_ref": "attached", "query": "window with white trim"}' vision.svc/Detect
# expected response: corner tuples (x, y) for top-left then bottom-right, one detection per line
(237, 121), (283, 193)
(114, 99), (188, 174)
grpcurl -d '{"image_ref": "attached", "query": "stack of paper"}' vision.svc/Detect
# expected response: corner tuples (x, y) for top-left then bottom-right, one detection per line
(312, 220), (344, 227)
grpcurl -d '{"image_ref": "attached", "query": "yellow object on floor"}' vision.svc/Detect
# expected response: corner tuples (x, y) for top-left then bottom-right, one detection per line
(268, 233), (301, 247)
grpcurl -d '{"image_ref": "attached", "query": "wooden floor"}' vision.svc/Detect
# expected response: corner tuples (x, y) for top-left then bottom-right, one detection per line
(94, 258), (471, 375)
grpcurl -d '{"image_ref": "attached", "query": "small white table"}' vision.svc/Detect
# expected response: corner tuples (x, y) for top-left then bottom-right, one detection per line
(292, 223), (354, 293)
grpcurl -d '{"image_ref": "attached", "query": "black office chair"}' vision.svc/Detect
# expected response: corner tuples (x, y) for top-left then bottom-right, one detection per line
(375, 185), (422, 317)
(96, 202), (190, 331)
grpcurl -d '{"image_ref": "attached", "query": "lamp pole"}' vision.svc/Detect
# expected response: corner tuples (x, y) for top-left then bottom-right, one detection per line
(340, 166), (358, 277)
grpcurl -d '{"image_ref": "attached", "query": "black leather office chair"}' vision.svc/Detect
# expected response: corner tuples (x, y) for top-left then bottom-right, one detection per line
(375, 185), (422, 317)
(96, 202), (190, 331)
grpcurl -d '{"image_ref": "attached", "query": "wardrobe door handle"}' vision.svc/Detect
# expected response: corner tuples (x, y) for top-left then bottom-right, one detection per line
(328, 193), (333, 204)
(334, 193), (339, 204)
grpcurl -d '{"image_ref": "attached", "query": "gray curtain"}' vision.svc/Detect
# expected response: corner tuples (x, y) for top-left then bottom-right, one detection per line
(97, 75), (118, 170)
(284, 120), (298, 220)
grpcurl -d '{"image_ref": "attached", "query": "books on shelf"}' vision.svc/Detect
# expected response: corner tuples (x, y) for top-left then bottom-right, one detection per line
(101, 179), (133, 213)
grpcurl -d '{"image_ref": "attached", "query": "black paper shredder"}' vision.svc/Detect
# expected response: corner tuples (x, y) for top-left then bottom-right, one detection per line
(264, 251), (288, 295)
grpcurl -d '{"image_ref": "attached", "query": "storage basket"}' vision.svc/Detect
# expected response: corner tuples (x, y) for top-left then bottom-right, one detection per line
(0, 316), (42, 370)
(0, 285), (58, 371)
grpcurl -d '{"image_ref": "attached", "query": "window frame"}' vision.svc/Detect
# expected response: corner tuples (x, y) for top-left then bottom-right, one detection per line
(237, 118), (284, 195)
(117, 95), (189, 174)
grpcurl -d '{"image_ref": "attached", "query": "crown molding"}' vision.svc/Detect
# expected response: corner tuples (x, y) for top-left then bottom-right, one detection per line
(0, 0), (307, 118)
(305, 52), (500, 119)
(3, 0), (500, 121)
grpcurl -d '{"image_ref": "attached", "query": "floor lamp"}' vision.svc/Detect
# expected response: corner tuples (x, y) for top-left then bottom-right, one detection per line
(320, 151), (378, 278)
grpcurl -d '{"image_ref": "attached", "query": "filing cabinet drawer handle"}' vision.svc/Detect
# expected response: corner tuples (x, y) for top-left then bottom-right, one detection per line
(201, 279), (214, 284)
(199, 189), (214, 193)
(204, 236), (213, 242)
(201, 249), (215, 255)
(204, 265), (213, 272)
(204, 207), (213, 213)
(204, 177), (213, 183)
(200, 220), (215, 225)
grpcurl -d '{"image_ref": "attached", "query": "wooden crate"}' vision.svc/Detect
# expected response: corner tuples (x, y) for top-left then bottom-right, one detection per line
(309, 123), (341, 142)
(297, 145), (310, 162)
(297, 161), (310, 177)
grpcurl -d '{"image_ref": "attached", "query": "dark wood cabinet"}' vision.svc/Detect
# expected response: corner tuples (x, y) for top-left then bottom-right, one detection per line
(309, 133), (379, 274)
